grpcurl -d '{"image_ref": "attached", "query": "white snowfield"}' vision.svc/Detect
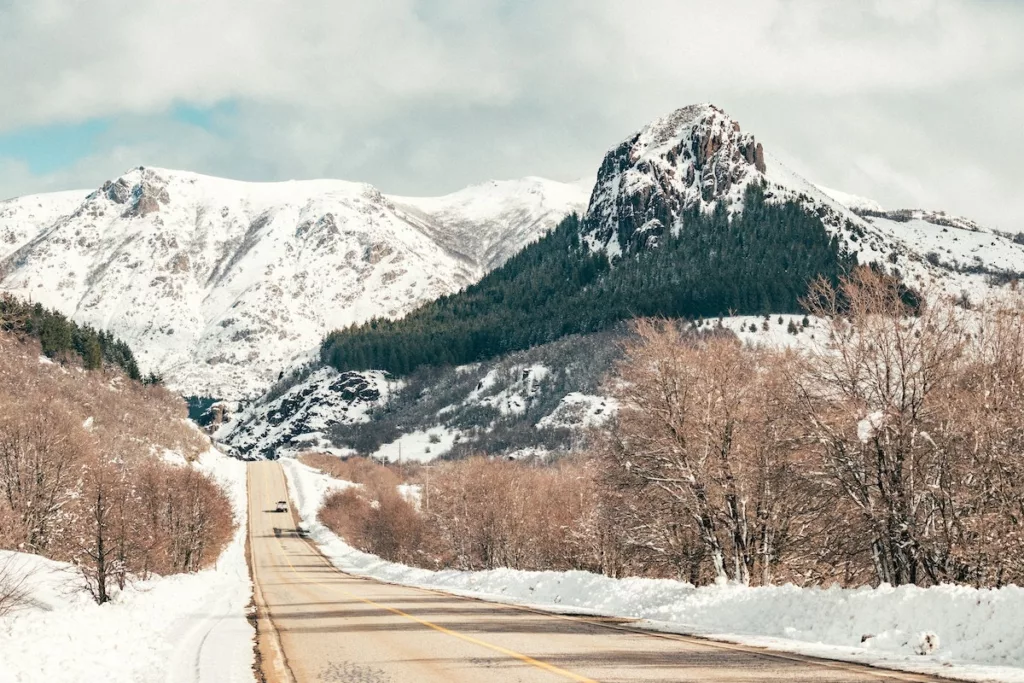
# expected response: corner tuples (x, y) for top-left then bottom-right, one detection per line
(814, 184), (884, 213)
(0, 449), (255, 683)
(0, 190), (90, 257)
(281, 457), (1024, 683)
(0, 169), (588, 399)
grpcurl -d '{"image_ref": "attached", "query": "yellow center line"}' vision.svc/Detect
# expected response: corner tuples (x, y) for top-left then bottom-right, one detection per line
(274, 534), (597, 683)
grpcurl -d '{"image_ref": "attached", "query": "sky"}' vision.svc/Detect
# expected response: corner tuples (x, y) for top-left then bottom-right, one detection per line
(0, 0), (1021, 231)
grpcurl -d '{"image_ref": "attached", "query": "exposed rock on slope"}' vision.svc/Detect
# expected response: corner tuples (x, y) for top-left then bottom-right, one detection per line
(220, 329), (627, 461)
(0, 169), (587, 398)
(215, 368), (392, 459)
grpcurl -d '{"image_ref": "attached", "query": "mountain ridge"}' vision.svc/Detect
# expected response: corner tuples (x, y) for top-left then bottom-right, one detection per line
(0, 167), (589, 398)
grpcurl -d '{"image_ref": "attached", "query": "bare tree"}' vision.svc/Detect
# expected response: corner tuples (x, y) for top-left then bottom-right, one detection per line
(0, 397), (87, 554)
(795, 269), (967, 585)
(602, 320), (805, 585)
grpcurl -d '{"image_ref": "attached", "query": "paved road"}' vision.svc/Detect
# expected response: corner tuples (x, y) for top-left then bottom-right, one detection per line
(247, 461), (940, 683)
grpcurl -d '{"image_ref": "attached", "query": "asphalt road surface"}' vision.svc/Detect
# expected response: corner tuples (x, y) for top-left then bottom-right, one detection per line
(247, 461), (942, 683)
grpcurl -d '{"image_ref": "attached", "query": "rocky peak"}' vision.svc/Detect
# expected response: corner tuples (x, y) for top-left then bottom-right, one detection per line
(93, 167), (171, 218)
(582, 103), (769, 255)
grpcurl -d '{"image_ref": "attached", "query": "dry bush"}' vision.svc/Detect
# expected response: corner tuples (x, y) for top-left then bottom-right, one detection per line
(0, 394), (90, 554)
(600, 270), (1024, 588)
(320, 488), (373, 550)
(316, 455), (605, 573)
(64, 442), (233, 604)
(927, 296), (1024, 586)
(320, 470), (429, 566)
(300, 453), (392, 485)
(0, 333), (232, 603)
(0, 553), (31, 616)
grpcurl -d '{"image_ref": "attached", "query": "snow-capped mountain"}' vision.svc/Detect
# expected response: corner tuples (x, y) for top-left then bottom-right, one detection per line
(217, 103), (1024, 461)
(581, 103), (881, 259)
(0, 168), (588, 398)
(580, 103), (1024, 295)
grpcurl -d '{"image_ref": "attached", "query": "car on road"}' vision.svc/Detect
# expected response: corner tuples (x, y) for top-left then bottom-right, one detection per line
(274, 500), (288, 512)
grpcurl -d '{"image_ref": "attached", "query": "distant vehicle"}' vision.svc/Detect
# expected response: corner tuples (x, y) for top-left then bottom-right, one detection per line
(274, 500), (288, 512)
(296, 523), (310, 538)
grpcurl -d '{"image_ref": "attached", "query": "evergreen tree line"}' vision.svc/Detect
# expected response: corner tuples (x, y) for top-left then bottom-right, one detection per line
(0, 294), (145, 381)
(321, 184), (857, 375)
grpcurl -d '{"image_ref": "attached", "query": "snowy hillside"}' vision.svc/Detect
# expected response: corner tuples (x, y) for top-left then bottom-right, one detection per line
(214, 368), (393, 459)
(0, 190), (89, 259)
(0, 169), (587, 398)
(393, 176), (593, 272)
(219, 330), (625, 461)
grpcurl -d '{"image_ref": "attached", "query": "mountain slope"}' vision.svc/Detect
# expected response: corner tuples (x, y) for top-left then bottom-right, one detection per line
(0, 190), (89, 259)
(0, 169), (588, 398)
(232, 102), (1024, 460)
(392, 176), (594, 272)
(319, 103), (1024, 378)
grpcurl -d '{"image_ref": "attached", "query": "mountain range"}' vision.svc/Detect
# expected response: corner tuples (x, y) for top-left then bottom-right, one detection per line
(0, 171), (589, 398)
(2, 103), (1022, 417)
(213, 103), (1024, 460)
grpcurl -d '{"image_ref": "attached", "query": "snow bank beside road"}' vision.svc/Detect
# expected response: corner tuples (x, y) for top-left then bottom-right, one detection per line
(282, 457), (1024, 683)
(0, 449), (255, 683)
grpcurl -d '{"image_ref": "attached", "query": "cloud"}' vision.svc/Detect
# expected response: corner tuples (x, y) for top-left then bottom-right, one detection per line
(0, 0), (1021, 230)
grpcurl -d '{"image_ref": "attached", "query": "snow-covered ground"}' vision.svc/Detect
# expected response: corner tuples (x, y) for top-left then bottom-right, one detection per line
(282, 458), (1024, 683)
(814, 184), (884, 213)
(535, 393), (618, 430)
(372, 426), (461, 463)
(0, 449), (255, 683)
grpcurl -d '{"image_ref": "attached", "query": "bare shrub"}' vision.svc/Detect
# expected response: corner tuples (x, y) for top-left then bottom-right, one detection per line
(320, 476), (428, 565)
(316, 455), (604, 573)
(68, 450), (234, 603)
(796, 270), (969, 586)
(0, 395), (89, 554)
(0, 553), (31, 616)
(0, 333), (233, 603)
(300, 453), (392, 484)
(320, 488), (373, 550)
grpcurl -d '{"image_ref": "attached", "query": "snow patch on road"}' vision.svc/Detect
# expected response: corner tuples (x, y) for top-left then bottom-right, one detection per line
(0, 449), (255, 683)
(281, 457), (1024, 683)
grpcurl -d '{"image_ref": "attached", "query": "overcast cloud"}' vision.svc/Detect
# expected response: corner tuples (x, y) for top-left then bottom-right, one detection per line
(0, 0), (1021, 229)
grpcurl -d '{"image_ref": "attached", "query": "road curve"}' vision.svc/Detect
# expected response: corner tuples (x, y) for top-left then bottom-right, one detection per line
(247, 461), (942, 683)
